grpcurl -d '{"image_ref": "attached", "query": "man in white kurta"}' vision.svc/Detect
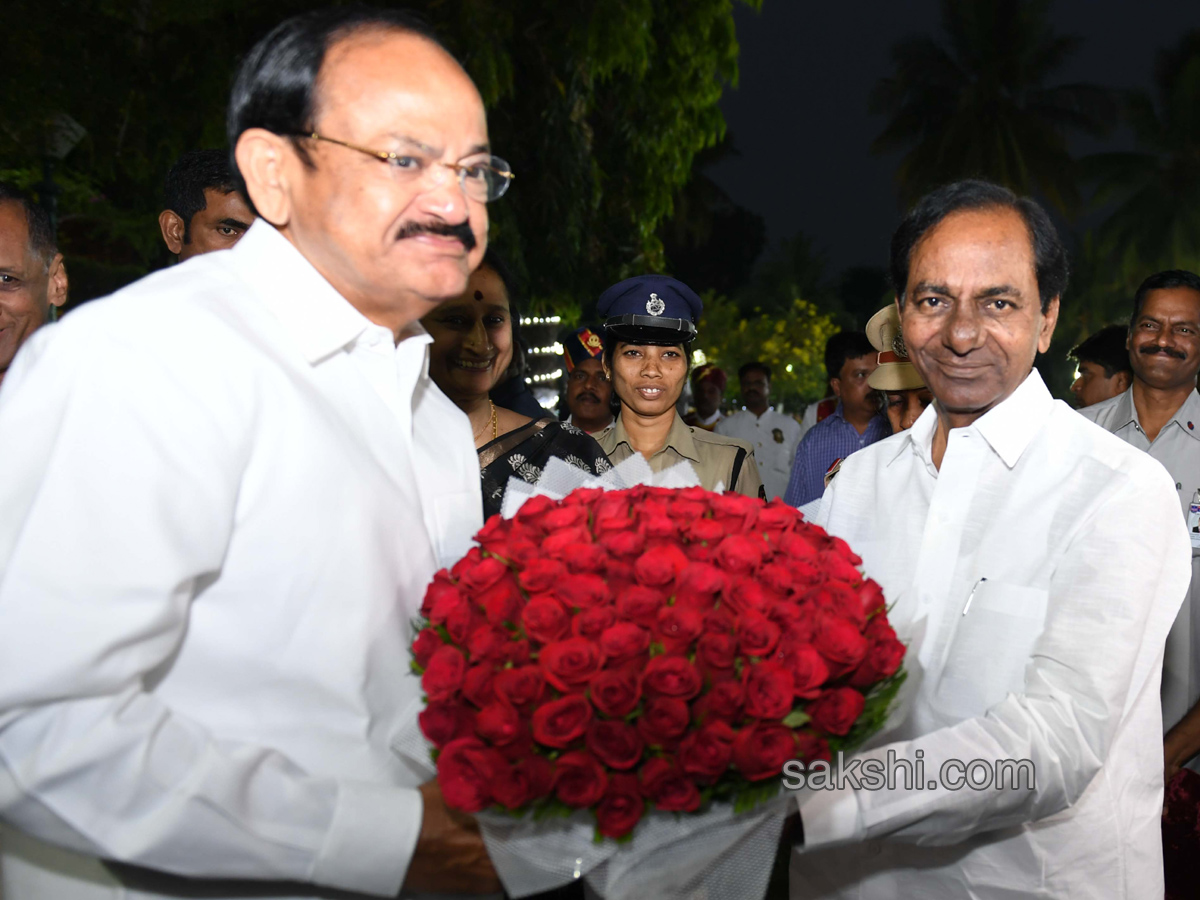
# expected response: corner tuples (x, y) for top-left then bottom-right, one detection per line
(791, 181), (1190, 899)
(715, 363), (801, 500)
(0, 12), (497, 899)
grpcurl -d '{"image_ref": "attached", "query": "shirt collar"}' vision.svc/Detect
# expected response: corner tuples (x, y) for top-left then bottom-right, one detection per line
(610, 412), (701, 463)
(891, 369), (1054, 470)
(1164, 388), (1200, 442)
(230, 220), (376, 365)
(1107, 387), (1139, 430)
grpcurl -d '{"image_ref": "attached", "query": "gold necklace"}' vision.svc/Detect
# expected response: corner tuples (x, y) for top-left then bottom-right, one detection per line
(473, 400), (498, 442)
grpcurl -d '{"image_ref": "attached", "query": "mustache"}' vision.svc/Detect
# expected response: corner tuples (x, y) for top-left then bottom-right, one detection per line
(396, 219), (477, 251)
(576, 392), (602, 404)
(1138, 344), (1188, 360)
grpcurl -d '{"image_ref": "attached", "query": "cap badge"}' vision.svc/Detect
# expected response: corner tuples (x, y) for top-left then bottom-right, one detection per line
(585, 333), (602, 349)
(646, 293), (666, 316)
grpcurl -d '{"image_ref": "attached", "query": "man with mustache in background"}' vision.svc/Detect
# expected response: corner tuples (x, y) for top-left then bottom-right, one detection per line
(1081, 270), (1200, 779)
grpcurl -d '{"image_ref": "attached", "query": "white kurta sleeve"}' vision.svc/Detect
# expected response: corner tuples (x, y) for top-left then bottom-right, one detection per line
(0, 320), (421, 896)
(802, 456), (1190, 848)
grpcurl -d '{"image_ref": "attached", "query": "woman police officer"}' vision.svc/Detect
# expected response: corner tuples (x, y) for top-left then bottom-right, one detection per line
(595, 275), (765, 499)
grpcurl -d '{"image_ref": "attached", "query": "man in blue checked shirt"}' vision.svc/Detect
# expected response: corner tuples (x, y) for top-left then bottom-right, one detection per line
(784, 331), (890, 507)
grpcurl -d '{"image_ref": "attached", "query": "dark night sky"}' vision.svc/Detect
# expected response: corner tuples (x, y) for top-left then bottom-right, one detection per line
(707, 0), (1200, 276)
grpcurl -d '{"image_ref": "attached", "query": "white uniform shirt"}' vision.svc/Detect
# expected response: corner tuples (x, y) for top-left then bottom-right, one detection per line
(792, 371), (1189, 900)
(0, 221), (482, 899)
(715, 408), (801, 500)
(1080, 386), (1200, 731)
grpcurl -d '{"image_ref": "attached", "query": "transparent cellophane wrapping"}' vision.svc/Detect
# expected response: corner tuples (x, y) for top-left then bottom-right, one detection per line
(394, 455), (799, 899)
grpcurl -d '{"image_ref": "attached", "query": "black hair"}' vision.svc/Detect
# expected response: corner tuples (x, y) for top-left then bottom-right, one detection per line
(163, 150), (238, 243)
(1069, 325), (1133, 378)
(1130, 269), (1200, 330)
(889, 179), (1068, 313)
(0, 181), (56, 266)
(824, 331), (875, 380)
(226, 5), (446, 211)
(738, 361), (771, 381)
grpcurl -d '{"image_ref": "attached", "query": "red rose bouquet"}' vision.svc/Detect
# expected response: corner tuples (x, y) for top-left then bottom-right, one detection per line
(410, 485), (905, 846)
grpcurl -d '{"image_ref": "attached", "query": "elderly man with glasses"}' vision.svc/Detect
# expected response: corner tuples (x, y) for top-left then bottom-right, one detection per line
(0, 8), (508, 899)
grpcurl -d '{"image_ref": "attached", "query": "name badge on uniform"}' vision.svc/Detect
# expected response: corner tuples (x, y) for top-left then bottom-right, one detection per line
(1188, 490), (1200, 550)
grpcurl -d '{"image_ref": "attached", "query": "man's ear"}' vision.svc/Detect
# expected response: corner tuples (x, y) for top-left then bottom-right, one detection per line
(158, 210), (185, 256)
(1115, 370), (1132, 394)
(829, 376), (844, 400)
(1038, 296), (1061, 354)
(235, 129), (294, 227)
(46, 253), (68, 309)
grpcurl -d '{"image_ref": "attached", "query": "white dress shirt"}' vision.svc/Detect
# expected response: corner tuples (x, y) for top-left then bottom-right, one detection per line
(791, 371), (1190, 900)
(0, 221), (482, 899)
(715, 408), (801, 500)
(1080, 386), (1200, 732)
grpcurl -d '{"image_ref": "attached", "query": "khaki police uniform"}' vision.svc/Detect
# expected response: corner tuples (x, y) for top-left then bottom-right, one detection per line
(599, 411), (765, 499)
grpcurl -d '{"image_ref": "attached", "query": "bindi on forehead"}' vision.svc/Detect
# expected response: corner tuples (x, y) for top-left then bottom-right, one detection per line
(474, 290), (484, 301)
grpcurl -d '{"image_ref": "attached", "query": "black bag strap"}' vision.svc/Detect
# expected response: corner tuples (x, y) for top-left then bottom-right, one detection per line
(729, 446), (747, 491)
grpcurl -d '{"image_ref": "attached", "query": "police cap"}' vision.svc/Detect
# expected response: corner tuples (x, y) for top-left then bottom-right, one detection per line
(597, 274), (701, 344)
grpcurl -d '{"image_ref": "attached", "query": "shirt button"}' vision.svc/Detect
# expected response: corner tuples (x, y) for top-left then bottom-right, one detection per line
(1178, 482), (1183, 490)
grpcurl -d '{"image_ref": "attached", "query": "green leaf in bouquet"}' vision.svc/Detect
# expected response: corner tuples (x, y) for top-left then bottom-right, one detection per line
(531, 798), (575, 822)
(826, 670), (907, 755)
(782, 709), (810, 728)
(410, 660), (425, 675)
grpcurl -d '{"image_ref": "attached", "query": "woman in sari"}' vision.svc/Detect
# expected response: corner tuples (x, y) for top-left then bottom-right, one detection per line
(595, 274), (764, 498)
(422, 250), (611, 519)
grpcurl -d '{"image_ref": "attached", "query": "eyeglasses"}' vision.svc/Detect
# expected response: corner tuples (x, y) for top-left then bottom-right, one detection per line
(296, 132), (514, 202)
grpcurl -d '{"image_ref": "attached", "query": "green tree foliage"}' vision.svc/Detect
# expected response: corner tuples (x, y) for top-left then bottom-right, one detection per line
(0, 0), (758, 306)
(870, 0), (1114, 213)
(1084, 31), (1200, 287)
(696, 294), (839, 411)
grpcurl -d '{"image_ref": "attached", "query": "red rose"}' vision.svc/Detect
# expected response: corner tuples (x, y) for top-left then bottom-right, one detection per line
(555, 574), (613, 610)
(462, 663), (497, 707)
(466, 625), (508, 663)
(564, 543), (610, 575)
(412, 627), (442, 669)
(696, 632), (737, 671)
(594, 495), (634, 529)
(493, 665), (545, 710)
(475, 701), (524, 746)
(532, 694), (593, 748)
(522, 595), (570, 644)
(643, 514), (679, 539)
(809, 583), (866, 629)
(636, 697), (691, 746)
(429, 582), (471, 628)
(733, 724), (796, 781)
(864, 614), (896, 642)
(540, 637), (605, 692)
(616, 585), (665, 626)
(812, 613), (869, 671)
(849, 633), (905, 688)
(723, 578), (769, 614)
(589, 669), (642, 718)
(505, 538), (541, 569)
(494, 755), (554, 809)
(820, 552), (864, 589)
(600, 622), (651, 663)
(543, 526), (593, 559)
(641, 655), (702, 700)
(595, 773), (645, 839)
(708, 492), (759, 528)
(638, 757), (701, 812)
(713, 534), (767, 576)
(685, 518), (727, 544)
(703, 608), (736, 634)
(759, 563), (796, 597)
(512, 493), (556, 531)
(634, 545), (689, 589)
(698, 677), (744, 722)
(757, 502), (799, 533)
(586, 719), (645, 770)
(606, 559), (637, 587)
(451, 546), (485, 580)
(437, 736), (507, 813)
(858, 579), (887, 617)
(779, 531), (820, 562)
(442, 600), (480, 646)
(678, 720), (735, 780)
(542, 504), (589, 531)
(519, 559), (568, 594)
(422, 645), (465, 702)
(794, 730), (832, 765)
(504, 638), (532, 667)
(743, 661), (795, 720)
(774, 643), (830, 699)
(419, 700), (474, 748)
(830, 536), (862, 566)
(656, 606), (704, 647)
(737, 610), (782, 658)
(768, 603), (816, 644)
(459, 556), (509, 593)
(554, 750), (608, 808)
(573, 605), (618, 640)
(422, 571), (460, 617)
(599, 529), (646, 559)
(807, 686), (866, 736)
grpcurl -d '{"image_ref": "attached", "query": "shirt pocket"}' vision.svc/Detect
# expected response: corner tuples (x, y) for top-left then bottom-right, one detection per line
(931, 582), (1049, 720)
